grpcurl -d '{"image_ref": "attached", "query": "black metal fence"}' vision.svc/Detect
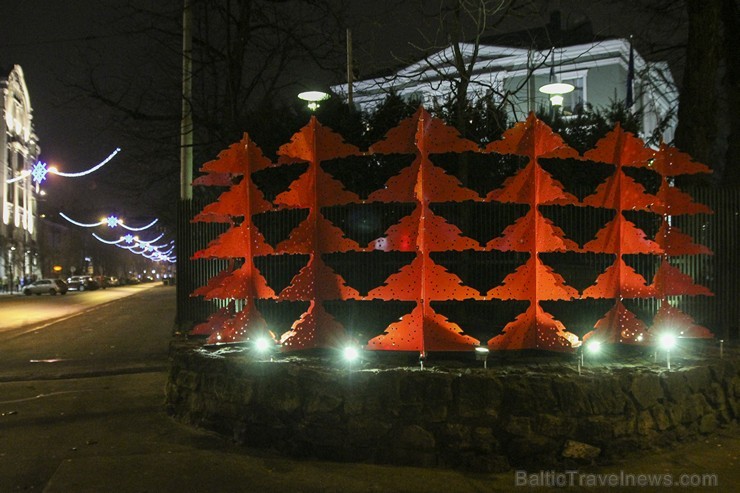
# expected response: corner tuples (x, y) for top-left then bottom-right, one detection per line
(176, 184), (739, 343)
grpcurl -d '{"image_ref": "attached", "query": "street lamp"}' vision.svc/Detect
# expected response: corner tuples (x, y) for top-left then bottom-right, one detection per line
(539, 50), (573, 108)
(298, 90), (330, 111)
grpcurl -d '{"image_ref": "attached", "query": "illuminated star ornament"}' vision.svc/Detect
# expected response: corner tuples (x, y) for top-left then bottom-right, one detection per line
(106, 215), (120, 228)
(31, 161), (49, 184)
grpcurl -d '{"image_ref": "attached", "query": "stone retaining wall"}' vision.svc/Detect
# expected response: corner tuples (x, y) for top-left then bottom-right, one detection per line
(166, 343), (739, 472)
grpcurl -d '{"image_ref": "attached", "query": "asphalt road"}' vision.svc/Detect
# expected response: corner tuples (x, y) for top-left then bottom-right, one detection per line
(0, 283), (159, 334)
(0, 283), (169, 381)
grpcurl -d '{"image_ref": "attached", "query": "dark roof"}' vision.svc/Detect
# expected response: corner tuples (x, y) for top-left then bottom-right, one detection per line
(355, 11), (610, 82)
(480, 11), (608, 50)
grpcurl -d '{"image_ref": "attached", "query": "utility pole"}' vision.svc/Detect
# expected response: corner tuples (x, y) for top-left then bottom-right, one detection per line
(346, 28), (353, 109)
(180, 0), (193, 200)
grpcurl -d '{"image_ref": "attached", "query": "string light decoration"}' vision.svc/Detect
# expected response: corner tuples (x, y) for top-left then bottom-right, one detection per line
(91, 232), (175, 263)
(8, 148), (121, 186)
(60, 212), (158, 231)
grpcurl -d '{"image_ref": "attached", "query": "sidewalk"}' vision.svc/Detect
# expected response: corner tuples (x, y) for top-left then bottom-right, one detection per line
(0, 370), (737, 493)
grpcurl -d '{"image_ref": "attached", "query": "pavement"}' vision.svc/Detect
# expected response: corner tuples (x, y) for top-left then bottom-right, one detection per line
(0, 368), (737, 493)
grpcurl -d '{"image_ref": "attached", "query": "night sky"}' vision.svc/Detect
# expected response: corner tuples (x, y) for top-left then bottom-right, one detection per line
(1, 0), (689, 228)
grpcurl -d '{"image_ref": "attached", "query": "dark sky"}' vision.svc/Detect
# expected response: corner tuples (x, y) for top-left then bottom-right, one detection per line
(1, 0), (688, 225)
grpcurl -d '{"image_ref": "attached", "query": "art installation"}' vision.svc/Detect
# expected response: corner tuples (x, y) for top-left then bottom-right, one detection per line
(189, 110), (714, 353)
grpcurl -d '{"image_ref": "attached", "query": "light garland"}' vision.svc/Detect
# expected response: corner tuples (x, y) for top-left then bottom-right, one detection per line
(91, 231), (175, 263)
(60, 212), (158, 232)
(8, 148), (122, 185)
(92, 233), (127, 245)
(60, 212), (106, 228)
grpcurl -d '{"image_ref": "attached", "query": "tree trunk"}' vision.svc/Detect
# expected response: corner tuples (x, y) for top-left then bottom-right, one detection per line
(674, 1), (723, 178)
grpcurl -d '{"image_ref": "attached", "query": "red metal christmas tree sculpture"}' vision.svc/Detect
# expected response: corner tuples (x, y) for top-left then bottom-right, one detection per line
(190, 134), (276, 344)
(485, 113), (580, 351)
(579, 125), (660, 344)
(273, 118), (364, 350)
(648, 143), (714, 339)
(365, 108), (481, 353)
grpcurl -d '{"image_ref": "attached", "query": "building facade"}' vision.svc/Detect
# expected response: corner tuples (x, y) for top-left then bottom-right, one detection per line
(335, 37), (677, 143)
(1, 65), (41, 291)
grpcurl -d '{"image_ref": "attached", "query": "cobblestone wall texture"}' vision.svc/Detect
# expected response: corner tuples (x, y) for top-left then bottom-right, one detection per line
(166, 342), (739, 471)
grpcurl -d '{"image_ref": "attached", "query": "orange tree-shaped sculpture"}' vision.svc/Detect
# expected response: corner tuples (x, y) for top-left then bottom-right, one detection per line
(364, 108), (482, 353)
(648, 143), (714, 339)
(579, 124), (662, 344)
(188, 111), (717, 353)
(190, 133), (276, 344)
(272, 117), (364, 350)
(484, 113), (581, 352)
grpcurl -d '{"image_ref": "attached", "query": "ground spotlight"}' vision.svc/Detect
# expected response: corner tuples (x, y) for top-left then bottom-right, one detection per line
(657, 333), (678, 370)
(585, 340), (602, 355)
(254, 336), (273, 353)
(475, 346), (490, 369)
(343, 346), (360, 364)
(658, 333), (677, 351)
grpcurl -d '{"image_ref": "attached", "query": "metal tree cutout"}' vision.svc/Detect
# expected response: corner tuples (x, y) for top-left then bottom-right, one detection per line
(579, 125), (660, 344)
(190, 134), (276, 344)
(274, 118), (364, 351)
(485, 113), (580, 351)
(366, 108), (481, 352)
(648, 143), (714, 339)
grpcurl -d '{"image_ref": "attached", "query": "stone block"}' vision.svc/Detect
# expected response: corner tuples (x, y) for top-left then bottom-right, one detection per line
(457, 374), (493, 418)
(630, 373), (664, 409)
(650, 404), (672, 431)
(505, 416), (533, 436)
(562, 439), (601, 460)
(552, 379), (592, 415)
(506, 435), (559, 465)
(699, 413), (717, 434)
(577, 417), (614, 443)
(397, 424), (435, 451)
(471, 426), (499, 453)
(683, 366), (711, 393)
(588, 376), (628, 415)
(636, 410), (655, 436)
(660, 371), (688, 403)
(536, 413), (576, 438)
(347, 417), (392, 449)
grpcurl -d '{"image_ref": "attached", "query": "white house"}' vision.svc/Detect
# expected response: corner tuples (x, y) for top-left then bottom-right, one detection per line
(333, 37), (677, 143)
(1, 64), (41, 290)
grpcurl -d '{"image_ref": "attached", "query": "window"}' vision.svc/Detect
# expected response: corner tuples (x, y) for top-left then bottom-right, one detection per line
(561, 76), (585, 115)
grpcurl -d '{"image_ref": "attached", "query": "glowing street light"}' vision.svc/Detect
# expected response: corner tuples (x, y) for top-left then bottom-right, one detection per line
(298, 90), (329, 111)
(539, 50), (574, 108)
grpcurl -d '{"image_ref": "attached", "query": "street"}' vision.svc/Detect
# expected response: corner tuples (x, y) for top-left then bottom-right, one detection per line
(0, 283), (169, 381)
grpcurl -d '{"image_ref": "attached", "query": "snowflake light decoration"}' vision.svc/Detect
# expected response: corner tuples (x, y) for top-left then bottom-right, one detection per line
(31, 161), (49, 184)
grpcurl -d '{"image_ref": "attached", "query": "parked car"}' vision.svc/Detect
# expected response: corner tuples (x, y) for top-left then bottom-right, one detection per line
(23, 279), (68, 296)
(105, 276), (120, 286)
(66, 275), (100, 291)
